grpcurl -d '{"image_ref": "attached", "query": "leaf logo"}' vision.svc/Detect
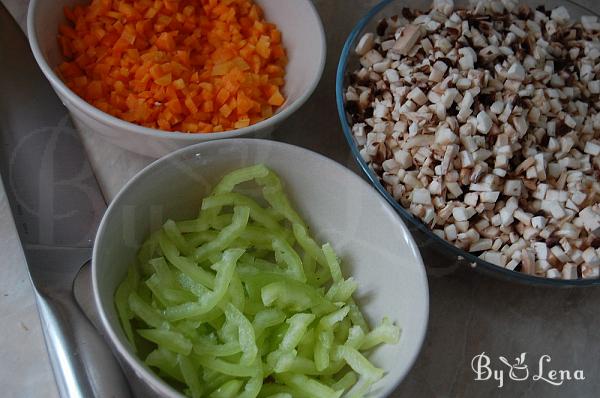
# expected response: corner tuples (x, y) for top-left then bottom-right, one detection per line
(499, 353), (529, 381)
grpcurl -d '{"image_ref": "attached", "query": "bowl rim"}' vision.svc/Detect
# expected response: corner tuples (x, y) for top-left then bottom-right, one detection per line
(335, 0), (600, 287)
(26, 0), (327, 141)
(92, 138), (430, 398)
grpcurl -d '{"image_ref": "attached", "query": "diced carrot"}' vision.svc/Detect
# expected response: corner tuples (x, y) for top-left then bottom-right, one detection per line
(126, 48), (139, 60)
(271, 45), (285, 59)
(74, 76), (88, 88)
(93, 27), (107, 40)
(265, 64), (284, 76)
(57, 0), (287, 133)
(87, 81), (104, 100)
(106, 11), (122, 19)
(184, 96), (198, 113)
(212, 62), (232, 76)
(144, 7), (158, 19)
(149, 64), (163, 79)
(157, 117), (170, 130)
(173, 78), (185, 90)
(175, 50), (190, 65)
(195, 122), (210, 132)
(155, 32), (175, 51)
(58, 62), (81, 78)
(202, 100), (214, 113)
(93, 63), (111, 77)
(216, 88), (230, 105)
(219, 103), (232, 117)
(236, 91), (254, 115)
(268, 89), (284, 106)
(234, 118), (250, 129)
(270, 77), (284, 86)
(154, 73), (172, 86)
(114, 80), (125, 93)
(182, 5), (194, 17)
(163, 0), (179, 13)
(264, 84), (278, 98)
(256, 35), (270, 59)
(270, 28), (281, 44)
(118, 3), (137, 20)
(166, 98), (182, 114)
(261, 104), (273, 118)
(253, 21), (264, 34)
(181, 121), (197, 132)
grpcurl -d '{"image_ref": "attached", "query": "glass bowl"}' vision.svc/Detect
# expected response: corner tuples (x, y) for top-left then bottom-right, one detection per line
(336, 0), (600, 286)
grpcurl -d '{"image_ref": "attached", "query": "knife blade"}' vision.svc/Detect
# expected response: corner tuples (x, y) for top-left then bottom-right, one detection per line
(0, 4), (131, 397)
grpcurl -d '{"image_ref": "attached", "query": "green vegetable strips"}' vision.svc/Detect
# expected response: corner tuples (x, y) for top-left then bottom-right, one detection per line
(114, 165), (401, 397)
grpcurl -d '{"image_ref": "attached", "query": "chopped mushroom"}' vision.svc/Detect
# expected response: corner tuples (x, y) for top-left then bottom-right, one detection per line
(345, 0), (600, 280)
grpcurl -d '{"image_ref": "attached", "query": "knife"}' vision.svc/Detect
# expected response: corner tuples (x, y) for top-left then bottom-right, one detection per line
(0, 4), (131, 398)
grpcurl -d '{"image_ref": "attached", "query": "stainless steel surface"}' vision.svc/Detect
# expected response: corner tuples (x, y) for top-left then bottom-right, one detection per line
(73, 262), (102, 330)
(0, 4), (130, 397)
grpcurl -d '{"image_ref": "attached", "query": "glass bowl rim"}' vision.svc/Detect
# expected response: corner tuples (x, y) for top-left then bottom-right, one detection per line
(335, 0), (600, 287)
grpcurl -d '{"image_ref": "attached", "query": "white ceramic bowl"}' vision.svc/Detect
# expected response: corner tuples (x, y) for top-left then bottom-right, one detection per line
(27, 0), (326, 158)
(93, 139), (429, 397)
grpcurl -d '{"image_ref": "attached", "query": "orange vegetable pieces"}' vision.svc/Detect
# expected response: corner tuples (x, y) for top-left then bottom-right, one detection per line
(236, 91), (254, 116)
(57, 0), (287, 133)
(256, 35), (271, 59)
(268, 88), (285, 107)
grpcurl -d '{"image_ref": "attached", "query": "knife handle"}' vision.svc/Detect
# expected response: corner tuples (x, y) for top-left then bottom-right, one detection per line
(34, 289), (132, 398)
